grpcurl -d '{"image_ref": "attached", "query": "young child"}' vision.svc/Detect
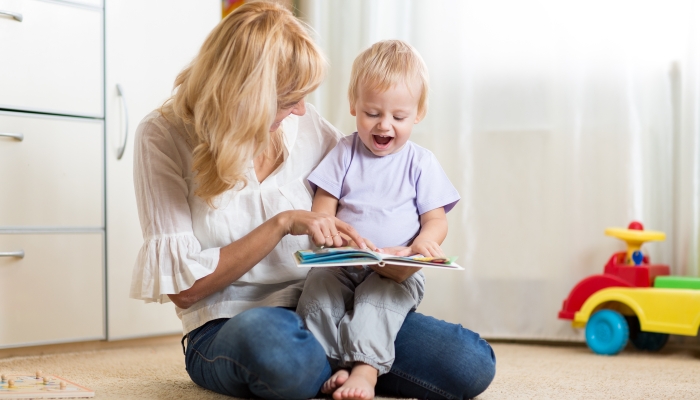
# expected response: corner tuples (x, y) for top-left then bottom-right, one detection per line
(296, 40), (460, 400)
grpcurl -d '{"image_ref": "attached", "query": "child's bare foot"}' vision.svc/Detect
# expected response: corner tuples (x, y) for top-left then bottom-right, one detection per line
(332, 363), (377, 400)
(322, 369), (349, 394)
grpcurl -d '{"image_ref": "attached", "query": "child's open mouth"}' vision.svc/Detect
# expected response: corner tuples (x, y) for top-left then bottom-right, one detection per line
(373, 134), (393, 149)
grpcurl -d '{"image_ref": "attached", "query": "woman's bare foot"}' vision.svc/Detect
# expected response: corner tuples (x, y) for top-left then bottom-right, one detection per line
(332, 363), (378, 400)
(322, 369), (350, 394)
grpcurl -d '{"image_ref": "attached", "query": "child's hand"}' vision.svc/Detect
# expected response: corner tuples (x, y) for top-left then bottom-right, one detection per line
(379, 246), (412, 256)
(409, 240), (444, 258)
(380, 241), (443, 257)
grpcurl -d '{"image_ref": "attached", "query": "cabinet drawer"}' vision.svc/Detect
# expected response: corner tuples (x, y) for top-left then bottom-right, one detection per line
(0, 112), (103, 228)
(59, 0), (103, 8)
(0, 233), (104, 348)
(0, 0), (103, 117)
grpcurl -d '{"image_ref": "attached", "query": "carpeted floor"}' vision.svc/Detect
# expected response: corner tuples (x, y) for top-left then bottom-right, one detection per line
(1, 337), (700, 399)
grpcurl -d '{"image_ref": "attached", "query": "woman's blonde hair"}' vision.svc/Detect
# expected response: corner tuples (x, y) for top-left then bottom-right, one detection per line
(162, 1), (325, 204)
(348, 40), (429, 119)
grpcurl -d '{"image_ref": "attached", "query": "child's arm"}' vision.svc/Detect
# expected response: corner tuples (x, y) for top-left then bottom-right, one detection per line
(311, 187), (339, 216)
(408, 207), (448, 257)
(369, 208), (447, 282)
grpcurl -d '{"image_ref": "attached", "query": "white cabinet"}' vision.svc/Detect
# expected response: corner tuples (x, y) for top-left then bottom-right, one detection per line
(0, 0), (103, 117)
(0, 112), (104, 228)
(0, 233), (104, 347)
(0, 0), (104, 349)
(105, 0), (220, 340)
(0, 0), (218, 348)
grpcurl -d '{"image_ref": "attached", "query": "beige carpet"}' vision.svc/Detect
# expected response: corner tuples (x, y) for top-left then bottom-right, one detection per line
(1, 338), (699, 399)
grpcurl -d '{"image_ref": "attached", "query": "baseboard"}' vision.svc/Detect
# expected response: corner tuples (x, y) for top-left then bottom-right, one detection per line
(0, 334), (182, 359)
(489, 336), (700, 351)
(488, 338), (587, 347)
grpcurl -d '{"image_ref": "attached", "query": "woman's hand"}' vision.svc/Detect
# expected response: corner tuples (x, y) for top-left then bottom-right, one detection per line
(344, 235), (378, 252)
(280, 210), (367, 249)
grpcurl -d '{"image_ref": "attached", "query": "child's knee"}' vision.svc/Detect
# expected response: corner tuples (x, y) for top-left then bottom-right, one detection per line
(300, 268), (354, 306)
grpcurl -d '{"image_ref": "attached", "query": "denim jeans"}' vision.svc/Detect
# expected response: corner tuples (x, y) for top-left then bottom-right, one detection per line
(184, 307), (496, 400)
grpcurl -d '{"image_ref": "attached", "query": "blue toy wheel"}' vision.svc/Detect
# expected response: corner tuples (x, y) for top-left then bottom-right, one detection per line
(585, 309), (629, 355)
(632, 331), (669, 351)
(626, 316), (669, 352)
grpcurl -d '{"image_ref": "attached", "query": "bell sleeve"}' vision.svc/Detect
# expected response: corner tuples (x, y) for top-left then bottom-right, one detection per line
(129, 117), (220, 304)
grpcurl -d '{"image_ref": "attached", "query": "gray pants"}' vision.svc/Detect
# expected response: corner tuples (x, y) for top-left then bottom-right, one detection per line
(296, 266), (425, 375)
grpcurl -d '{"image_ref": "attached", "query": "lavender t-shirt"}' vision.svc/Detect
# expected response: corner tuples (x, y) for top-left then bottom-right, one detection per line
(307, 133), (460, 249)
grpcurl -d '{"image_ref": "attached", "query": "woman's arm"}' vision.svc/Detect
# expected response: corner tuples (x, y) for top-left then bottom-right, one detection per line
(167, 211), (288, 308)
(168, 209), (365, 308)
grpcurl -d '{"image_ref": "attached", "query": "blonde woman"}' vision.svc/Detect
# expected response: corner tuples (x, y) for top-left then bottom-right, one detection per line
(131, 2), (495, 399)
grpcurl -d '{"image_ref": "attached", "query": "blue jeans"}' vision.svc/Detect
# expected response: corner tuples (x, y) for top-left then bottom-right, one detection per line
(184, 307), (496, 399)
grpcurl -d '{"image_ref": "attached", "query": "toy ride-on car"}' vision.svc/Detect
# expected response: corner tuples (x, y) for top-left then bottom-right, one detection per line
(558, 221), (700, 355)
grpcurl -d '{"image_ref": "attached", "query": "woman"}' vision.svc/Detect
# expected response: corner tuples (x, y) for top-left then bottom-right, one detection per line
(131, 2), (495, 399)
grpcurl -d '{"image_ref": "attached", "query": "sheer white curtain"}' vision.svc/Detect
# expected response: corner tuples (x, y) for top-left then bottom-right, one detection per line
(298, 0), (700, 341)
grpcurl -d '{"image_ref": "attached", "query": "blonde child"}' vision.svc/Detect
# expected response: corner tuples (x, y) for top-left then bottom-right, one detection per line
(296, 40), (460, 400)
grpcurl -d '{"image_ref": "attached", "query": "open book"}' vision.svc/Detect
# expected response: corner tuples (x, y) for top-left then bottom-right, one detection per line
(293, 247), (463, 270)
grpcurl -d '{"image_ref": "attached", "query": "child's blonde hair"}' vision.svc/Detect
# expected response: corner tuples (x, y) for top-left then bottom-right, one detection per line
(162, 1), (325, 204)
(348, 40), (429, 119)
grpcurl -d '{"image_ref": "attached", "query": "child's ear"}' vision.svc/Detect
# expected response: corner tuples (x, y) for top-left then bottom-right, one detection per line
(350, 105), (357, 117)
(414, 109), (426, 124)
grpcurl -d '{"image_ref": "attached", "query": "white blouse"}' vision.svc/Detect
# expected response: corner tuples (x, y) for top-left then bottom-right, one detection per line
(130, 104), (343, 333)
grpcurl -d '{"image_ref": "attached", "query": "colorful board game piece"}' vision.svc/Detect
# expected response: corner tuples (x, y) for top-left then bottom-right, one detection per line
(0, 373), (94, 398)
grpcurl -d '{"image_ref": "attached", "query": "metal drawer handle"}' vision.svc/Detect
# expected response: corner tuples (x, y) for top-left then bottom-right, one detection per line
(0, 10), (23, 22)
(116, 84), (129, 160)
(0, 250), (24, 258)
(0, 133), (24, 141)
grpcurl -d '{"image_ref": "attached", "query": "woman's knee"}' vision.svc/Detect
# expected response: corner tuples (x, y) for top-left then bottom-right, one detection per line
(225, 307), (331, 398)
(226, 307), (316, 353)
(431, 321), (495, 399)
(438, 326), (495, 399)
(460, 337), (496, 399)
(396, 313), (496, 399)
